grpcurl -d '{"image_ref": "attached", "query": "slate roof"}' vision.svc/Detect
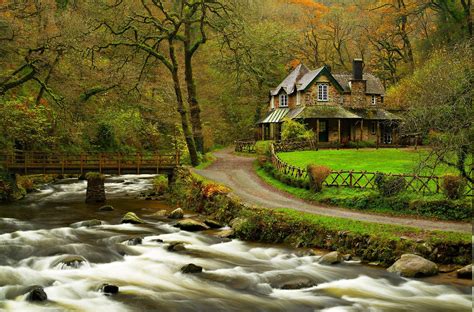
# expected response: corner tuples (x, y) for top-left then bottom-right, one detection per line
(270, 63), (385, 96)
(270, 64), (310, 96)
(333, 73), (385, 95)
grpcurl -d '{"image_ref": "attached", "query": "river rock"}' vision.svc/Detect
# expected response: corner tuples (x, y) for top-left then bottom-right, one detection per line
(279, 278), (316, 290)
(168, 208), (184, 219)
(53, 255), (88, 269)
(26, 286), (48, 302)
(99, 205), (114, 211)
(319, 251), (343, 265)
(168, 242), (186, 252)
(152, 210), (168, 217)
(175, 219), (209, 232)
(121, 212), (145, 224)
(387, 254), (438, 277)
(181, 263), (203, 274)
(456, 264), (472, 279)
(101, 284), (119, 295)
(70, 219), (102, 228)
(126, 237), (143, 246)
(204, 219), (223, 229)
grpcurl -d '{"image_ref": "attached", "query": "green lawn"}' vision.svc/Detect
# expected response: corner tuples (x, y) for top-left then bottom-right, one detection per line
(277, 148), (457, 175)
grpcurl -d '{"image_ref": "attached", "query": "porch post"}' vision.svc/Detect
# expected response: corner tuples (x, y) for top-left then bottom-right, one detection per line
(337, 119), (341, 149)
(316, 119), (320, 150)
(360, 119), (364, 142)
(376, 121), (380, 149)
(261, 124), (265, 140)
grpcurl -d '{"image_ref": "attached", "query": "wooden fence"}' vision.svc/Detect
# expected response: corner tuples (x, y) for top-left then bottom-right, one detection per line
(270, 143), (473, 196)
(235, 140), (257, 153)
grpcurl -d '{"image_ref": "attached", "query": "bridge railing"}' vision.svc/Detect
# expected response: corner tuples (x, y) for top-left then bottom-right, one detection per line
(0, 150), (179, 175)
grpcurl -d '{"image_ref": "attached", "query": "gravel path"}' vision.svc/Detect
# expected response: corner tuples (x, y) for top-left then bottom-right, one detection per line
(194, 148), (471, 233)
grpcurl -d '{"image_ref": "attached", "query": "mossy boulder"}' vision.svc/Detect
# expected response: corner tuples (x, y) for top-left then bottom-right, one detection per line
(168, 208), (184, 219)
(319, 251), (343, 265)
(121, 212), (145, 224)
(167, 242), (186, 252)
(387, 254), (438, 277)
(214, 229), (235, 239)
(175, 219), (209, 232)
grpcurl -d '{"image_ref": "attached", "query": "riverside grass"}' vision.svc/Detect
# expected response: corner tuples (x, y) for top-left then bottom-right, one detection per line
(171, 168), (470, 266)
(256, 163), (472, 221)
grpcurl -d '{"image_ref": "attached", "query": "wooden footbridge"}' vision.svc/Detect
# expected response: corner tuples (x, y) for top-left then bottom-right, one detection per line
(0, 150), (179, 176)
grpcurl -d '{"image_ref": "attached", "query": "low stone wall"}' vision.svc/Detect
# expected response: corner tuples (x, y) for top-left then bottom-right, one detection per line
(169, 168), (471, 266)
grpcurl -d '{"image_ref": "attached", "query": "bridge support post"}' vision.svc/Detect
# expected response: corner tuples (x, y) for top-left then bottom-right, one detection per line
(85, 173), (106, 203)
(167, 171), (175, 187)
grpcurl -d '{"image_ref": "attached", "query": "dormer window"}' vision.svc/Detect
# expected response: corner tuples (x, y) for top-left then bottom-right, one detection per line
(279, 94), (288, 107)
(317, 84), (328, 102)
(371, 95), (377, 105)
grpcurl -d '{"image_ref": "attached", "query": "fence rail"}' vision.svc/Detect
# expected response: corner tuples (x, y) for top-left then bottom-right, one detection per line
(0, 150), (179, 175)
(270, 143), (473, 196)
(235, 140), (257, 153)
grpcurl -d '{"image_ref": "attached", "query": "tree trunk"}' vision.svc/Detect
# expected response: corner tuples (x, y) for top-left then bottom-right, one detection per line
(184, 22), (204, 153)
(168, 40), (200, 166)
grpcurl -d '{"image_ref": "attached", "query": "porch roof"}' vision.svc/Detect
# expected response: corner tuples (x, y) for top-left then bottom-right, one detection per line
(257, 108), (289, 124)
(352, 109), (402, 120)
(296, 106), (361, 119)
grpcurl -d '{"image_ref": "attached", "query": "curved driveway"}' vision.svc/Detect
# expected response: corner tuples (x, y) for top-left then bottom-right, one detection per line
(194, 148), (471, 233)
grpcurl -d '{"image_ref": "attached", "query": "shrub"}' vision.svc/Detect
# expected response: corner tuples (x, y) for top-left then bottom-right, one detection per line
(152, 175), (168, 194)
(441, 174), (466, 199)
(257, 156), (269, 167)
(409, 199), (472, 221)
(255, 141), (272, 156)
(262, 162), (274, 173)
(281, 118), (310, 141)
(375, 173), (406, 197)
(307, 164), (331, 192)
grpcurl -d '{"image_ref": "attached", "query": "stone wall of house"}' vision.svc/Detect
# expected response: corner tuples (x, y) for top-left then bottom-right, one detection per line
(304, 75), (342, 106)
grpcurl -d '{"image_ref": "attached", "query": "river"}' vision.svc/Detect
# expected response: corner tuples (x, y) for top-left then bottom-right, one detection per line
(0, 176), (471, 311)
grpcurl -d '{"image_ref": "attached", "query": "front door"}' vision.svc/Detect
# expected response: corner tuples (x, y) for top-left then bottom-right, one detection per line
(341, 120), (351, 144)
(319, 120), (329, 142)
(382, 125), (393, 144)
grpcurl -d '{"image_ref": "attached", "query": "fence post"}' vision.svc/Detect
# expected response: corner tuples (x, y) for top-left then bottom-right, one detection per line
(349, 170), (353, 187)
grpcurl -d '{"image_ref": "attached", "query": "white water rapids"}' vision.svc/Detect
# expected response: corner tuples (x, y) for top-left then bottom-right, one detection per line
(0, 176), (471, 311)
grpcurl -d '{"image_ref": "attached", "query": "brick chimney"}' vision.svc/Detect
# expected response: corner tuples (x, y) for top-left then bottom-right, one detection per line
(349, 59), (366, 107)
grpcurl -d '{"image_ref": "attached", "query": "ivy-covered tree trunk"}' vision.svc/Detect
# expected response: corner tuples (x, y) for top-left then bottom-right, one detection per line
(168, 40), (200, 167)
(184, 21), (204, 154)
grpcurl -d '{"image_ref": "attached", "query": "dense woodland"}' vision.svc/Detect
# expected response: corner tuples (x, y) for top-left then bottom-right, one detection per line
(0, 0), (472, 165)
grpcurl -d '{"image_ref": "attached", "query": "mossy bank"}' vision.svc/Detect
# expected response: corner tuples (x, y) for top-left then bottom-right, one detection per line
(169, 168), (471, 266)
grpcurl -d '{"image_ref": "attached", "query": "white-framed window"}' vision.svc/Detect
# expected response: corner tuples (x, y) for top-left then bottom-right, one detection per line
(317, 84), (329, 101)
(279, 94), (288, 107)
(371, 95), (377, 105)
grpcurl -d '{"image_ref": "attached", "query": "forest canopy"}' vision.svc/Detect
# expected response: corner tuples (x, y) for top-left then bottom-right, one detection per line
(0, 0), (471, 163)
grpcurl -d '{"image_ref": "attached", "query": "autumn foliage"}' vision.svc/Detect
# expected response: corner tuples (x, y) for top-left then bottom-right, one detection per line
(202, 183), (230, 198)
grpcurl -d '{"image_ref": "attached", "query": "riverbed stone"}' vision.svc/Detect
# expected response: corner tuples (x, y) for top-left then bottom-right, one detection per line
(101, 284), (119, 295)
(168, 208), (184, 219)
(99, 205), (114, 211)
(175, 219), (209, 232)
(126, 237), (143, 246)
(85, 173), (106, 203)
(26, 286), (47, 302)
(168, 242), (186, 252)
(70, 219), (102, 228)
(456, 264), (472, 279)
(387, 254), (438, 277)
(319, 251), (343, 265)
(181, 263), (203, 274)
(121, 212), (145, 224)
(204, 219), (223, 229)
(279, 278), (316, 290)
